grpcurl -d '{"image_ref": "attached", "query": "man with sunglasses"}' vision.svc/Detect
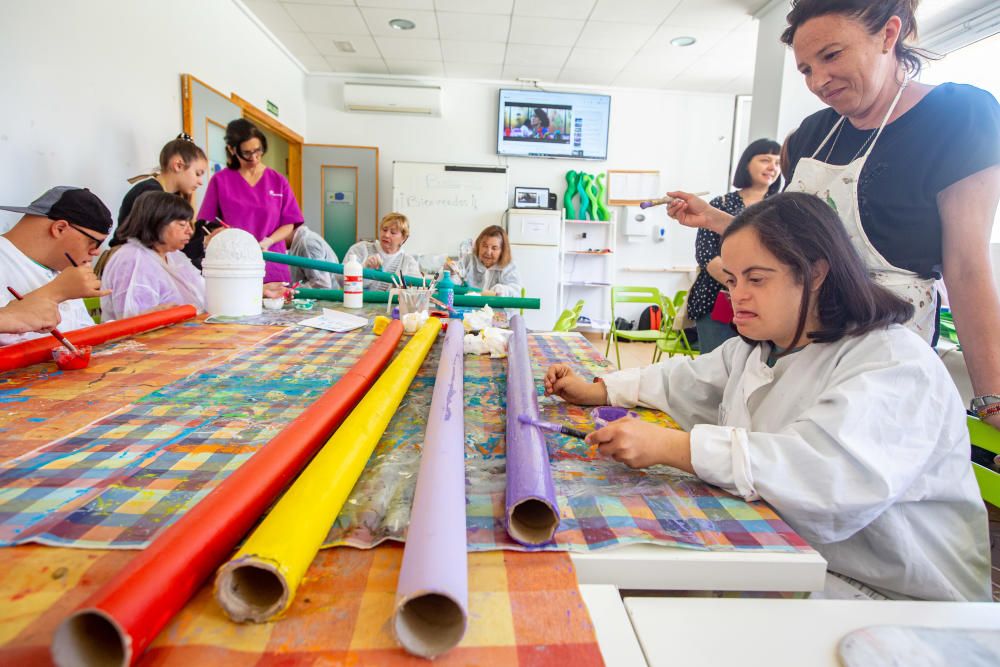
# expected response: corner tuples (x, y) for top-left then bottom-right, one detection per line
(0, 186), (111, 344)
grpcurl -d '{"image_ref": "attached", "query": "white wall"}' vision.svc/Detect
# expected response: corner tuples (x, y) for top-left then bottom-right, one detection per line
(305, 76), (734, 316)
(0, 0), (306, 228)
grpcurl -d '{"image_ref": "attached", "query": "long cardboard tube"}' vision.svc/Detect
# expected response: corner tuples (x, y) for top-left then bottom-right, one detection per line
(50, 321), (405, 667)
(263, 251), (472, 294)
(294, 288), (541, 310)
(215, 318), (442, 623)
(504, 314), (559, 545)
(0, 305), (197, 372)
(393, 321), (467, 658)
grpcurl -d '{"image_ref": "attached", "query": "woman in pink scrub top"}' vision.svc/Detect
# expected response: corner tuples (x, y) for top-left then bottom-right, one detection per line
(197, 119), (303, 284)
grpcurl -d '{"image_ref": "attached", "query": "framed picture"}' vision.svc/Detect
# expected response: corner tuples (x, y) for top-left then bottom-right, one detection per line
(514, 186), (549, 209)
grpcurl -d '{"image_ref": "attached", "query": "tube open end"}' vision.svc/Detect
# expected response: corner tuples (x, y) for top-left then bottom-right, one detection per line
(508, 497), (559, 545)
(215, 560), (289, 623)
(51, 609), (129, 667)
(394, 592), (467, 658)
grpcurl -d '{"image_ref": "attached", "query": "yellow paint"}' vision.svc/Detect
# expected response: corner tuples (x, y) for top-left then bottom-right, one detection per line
(372, 315), (390, 336)
(217, 318), (441, 619)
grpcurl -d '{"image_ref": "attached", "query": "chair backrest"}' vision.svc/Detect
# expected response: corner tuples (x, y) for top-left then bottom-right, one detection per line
(610, 286), (662, 322)
(968, 415), (1000, 507)
(552, 299), (585, 332)
(673, 290), (688, 309)
(83, 296), (102, 324)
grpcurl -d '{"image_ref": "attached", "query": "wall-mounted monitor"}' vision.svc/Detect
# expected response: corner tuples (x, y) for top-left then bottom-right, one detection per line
(497, 88), (611, 160)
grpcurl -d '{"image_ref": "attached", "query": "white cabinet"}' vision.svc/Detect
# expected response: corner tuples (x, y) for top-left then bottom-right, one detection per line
(560, 211), (616, 333)
(507, 208), (561, 330)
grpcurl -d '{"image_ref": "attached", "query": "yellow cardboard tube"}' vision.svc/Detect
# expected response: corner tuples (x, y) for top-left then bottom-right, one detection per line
(214, 318), (442, 622)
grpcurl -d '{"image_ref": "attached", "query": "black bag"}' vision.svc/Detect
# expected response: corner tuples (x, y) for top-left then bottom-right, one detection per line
(637, 305), (662, 331)
(613, 317), (634, 342)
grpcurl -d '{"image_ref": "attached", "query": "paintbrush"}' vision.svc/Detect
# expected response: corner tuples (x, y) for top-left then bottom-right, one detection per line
(6, 286), (81, 356)
(517, 414), (588, 440)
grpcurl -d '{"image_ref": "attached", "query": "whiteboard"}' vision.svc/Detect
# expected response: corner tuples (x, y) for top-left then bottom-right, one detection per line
(392, 161), (508, 256)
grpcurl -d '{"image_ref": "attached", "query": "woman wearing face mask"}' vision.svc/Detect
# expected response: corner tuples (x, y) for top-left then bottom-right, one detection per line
(545, 192), (990, 602)
(687, 139), (782, 354)
(344, 212), (420, 291)
(197, 119), (304, 284)
(667, 0), (1000, 428)
(449, 225), (521, 297)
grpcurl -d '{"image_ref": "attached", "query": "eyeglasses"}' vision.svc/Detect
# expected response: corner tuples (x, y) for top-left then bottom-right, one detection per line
(237, 147), (264, 160)
(67, 223), (105, 250)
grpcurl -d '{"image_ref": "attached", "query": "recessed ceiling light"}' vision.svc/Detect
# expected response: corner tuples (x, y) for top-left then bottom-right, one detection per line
(389, 18), (415, 30)
(670, 36), (696, 47)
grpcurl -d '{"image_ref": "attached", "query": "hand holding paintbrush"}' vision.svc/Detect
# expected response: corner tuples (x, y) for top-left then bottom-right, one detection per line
(6, 286), (80, 356)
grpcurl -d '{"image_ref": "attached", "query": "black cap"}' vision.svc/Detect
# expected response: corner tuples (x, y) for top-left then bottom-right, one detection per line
(0, 186), (113, 235)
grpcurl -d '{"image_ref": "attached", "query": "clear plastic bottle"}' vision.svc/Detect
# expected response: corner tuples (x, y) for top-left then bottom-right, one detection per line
(343, 255), (363, 309)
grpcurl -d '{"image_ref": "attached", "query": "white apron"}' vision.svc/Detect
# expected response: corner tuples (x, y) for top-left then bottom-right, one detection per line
(787, 83), (937, 343)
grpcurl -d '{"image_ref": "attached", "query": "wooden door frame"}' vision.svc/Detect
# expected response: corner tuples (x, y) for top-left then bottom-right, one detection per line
(319, 164), (359, 247)
(305, 144), (380, 223)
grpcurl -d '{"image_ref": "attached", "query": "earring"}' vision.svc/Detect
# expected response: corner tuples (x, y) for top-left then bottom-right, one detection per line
(883, 47), (890, 54)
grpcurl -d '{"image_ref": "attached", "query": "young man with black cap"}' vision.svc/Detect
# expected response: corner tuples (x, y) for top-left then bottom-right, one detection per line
(0, 186), (112, 345)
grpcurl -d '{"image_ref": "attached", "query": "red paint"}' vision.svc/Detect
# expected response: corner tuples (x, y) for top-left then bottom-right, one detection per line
(0, 306), (197, 372)
(53, 346), (92, 371)
(54, 320), (404, 666)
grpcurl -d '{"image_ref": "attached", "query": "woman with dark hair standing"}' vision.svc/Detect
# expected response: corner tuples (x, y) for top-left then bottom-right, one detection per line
(666, 1), (1000, 426)
(687, 138), (781, 353)
(197, 119), (304, 284)
(545, 192), (990, 602)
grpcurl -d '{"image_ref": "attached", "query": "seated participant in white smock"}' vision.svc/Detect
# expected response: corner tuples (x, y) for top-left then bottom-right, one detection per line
(0, 186), (112, 345)
(288, 224), (340, 289)
(344, 212), (420, 291)
(448, 225), (522, 297)
(101, 192), (205, 320)
(544, 192), (990, 602)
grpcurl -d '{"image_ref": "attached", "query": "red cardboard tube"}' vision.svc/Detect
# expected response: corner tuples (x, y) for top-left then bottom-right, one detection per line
(0, 305), (198, 372)
(50, 320), (405, 667)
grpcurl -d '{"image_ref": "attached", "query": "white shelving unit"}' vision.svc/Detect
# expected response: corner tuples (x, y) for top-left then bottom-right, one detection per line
(560, 211), (616, 333)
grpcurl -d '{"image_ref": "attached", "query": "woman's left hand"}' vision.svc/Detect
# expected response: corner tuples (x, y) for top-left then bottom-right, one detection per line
(586, 418), (692, 472)
(262, 282), (287, 299)
(481, 289), (496, 297)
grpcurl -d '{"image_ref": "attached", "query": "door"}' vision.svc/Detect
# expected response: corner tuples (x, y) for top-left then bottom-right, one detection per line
(181, 74), (241, 211)
(302, 145), (378, 259)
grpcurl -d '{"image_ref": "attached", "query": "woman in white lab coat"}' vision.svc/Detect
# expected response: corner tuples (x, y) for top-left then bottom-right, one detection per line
(544, 192), (990, 602)
(448, 225), (522, 297)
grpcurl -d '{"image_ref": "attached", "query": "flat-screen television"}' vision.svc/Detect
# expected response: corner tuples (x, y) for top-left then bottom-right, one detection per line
(497, 88), (611, 160)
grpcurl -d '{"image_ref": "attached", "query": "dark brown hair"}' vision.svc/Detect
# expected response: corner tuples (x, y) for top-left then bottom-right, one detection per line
(118, 191), (194, 249)
(732, 138), (782, 195)
(722, 192), (912, 346)
(780, 0), (932, 76)
(224, 119), (268, 169)
(159, 133), (206, 170)
(475, 225), (512, 268)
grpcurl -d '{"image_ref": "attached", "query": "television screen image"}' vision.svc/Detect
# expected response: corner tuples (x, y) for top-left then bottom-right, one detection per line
(497, 89), (610, 160)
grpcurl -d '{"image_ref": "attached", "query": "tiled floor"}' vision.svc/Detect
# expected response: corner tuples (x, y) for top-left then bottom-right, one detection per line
(582, 331), (1000, 601)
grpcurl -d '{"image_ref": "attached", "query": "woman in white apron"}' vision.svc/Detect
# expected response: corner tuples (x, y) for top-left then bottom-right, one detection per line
(666, 0), (1000, 426)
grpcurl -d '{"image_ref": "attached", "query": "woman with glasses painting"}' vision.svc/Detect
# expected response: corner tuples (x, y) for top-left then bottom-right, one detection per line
(197, 119), (304, 284)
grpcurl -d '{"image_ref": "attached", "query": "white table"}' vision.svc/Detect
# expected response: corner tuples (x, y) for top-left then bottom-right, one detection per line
(579, 585), (647, 667)
(624, 597), (1000, 666)
(572, 544), (827, 592)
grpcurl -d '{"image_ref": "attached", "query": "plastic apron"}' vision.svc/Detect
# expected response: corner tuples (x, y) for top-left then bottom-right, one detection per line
(787, 83), (937, 342)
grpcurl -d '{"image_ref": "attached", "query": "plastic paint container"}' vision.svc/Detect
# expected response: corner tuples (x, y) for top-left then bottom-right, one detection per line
(262, 297), (284, 310)
(591, 406), (639, 429)
(202, 229), (265, 318)
(53, 346), (92, 371)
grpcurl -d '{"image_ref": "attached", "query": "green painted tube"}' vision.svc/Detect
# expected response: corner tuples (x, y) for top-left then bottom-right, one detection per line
(263, 252), (471, 294)
(295, 288), (540, 310)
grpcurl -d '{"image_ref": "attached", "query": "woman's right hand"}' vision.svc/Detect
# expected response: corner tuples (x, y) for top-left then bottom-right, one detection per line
(364, 255), (382, 269)
(666, 191), (731, 234)
(544, 364), (608, 405)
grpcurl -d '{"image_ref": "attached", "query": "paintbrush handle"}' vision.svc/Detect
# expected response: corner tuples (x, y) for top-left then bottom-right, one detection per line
(559, 426), (589, 440)
(7, 285), (79, 356)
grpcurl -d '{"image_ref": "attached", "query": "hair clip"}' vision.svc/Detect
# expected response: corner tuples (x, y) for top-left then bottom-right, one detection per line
(177, 132), (194, 142)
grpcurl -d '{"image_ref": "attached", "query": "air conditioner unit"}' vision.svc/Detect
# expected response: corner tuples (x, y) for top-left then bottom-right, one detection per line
(343, 82), (442, 116)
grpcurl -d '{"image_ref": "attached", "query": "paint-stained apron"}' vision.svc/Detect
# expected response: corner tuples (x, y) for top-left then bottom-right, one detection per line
(787, 82), (937, 343)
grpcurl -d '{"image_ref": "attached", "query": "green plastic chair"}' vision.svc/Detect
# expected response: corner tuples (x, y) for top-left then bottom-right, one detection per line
(606, 286), (667, 368)
(652, 294), (698, 363)
(552, 299), (584, 332)
(83, 296), (101, 324)
(968, 415), (1000, 507)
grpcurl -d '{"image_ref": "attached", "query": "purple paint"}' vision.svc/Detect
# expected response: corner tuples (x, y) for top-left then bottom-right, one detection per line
(504, 315), (559, 546)
(591, 406), (639, 429)
(394, 321), (467, 658)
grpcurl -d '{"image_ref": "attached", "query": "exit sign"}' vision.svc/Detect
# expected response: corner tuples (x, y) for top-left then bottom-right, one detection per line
(266, 100), (279, 117)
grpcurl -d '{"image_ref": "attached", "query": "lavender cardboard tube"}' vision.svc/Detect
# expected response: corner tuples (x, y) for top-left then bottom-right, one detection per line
(393, 322), (468, 658)
(504, 315), (560, 546)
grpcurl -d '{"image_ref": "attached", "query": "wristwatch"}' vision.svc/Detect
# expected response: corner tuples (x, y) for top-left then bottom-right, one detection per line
(970, 394), (1000, 413)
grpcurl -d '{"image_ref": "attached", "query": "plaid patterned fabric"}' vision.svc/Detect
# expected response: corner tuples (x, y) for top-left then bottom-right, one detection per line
(0, 544), (603, 665)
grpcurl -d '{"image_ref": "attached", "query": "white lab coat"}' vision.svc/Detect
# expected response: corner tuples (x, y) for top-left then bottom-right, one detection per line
(288, 225), (340, 289)
(601, 325), (991, 602)
(344, 240), (420, 292)
(452, 255), (522, 297)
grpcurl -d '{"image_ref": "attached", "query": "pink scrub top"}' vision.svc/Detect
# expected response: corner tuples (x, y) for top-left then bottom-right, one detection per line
(197, 167), (303, 283)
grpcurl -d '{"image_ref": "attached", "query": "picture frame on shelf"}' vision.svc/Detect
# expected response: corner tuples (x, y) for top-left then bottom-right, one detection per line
(514, 186), (549, 209)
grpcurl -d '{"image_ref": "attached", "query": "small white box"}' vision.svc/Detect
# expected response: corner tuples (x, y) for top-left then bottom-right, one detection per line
(507, 210), (561, 246)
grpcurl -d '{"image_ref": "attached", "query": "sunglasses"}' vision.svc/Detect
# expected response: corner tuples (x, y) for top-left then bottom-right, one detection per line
(67, 223), (105, 250)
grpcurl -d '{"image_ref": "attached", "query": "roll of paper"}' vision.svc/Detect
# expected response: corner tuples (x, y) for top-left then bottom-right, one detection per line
(393, 321), (468, 658)
(214, 318), (442, 623)
(50, 321), (405, 667)
(504, 315), (559, 545)
(294, 288), (540, 311)
(263, 251), (471, 294)
(0, 305), (197, 372)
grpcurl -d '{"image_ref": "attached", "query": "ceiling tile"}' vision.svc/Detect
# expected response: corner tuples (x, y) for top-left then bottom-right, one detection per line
(386, 59), (446, 76)
(440, 40), (507, 64)
(665, 0), (754, 30)
(244, 0), (301, 33)
(375, 36), (442, 59)
(360, 7), (438, 37)
(297, 54), (333, 71)
(502, 64), (563, 81)
(503, 43), (571, 67)
(435, 0), (514, 14)
(613, 69), (677, 88)
(437, 11), (511, 42)
(324, 55), (390, 73)
(512, 0), (596, 20)
(508, 16), (584, 47)
(566, 47), (634, 70)
(283, 0), (355, 5)
(444, 62), (504, 79)
(357, 0), (433, 9)
(642, 25), (728, 56)
(558, 67), (618, 86)
(590, 0), (681, 24)
(275, 30), (323, 57)
(307, 32), (381, 57)
(576, 21), (656, 50)
(282, 3), (369, 33)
